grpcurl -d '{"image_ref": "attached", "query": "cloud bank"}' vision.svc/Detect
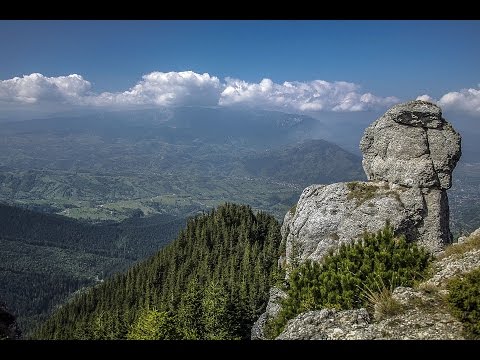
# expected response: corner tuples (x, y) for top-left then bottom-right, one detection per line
(0, 73), (91, 104)
(0, 71), (401, 114)
(2, 72), (478, 115)
(417, 85), (480, 115)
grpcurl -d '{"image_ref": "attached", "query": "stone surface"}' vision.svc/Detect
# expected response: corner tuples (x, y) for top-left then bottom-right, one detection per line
(282, 181), (451, 264)
(360, 100), (461, 190)
(276, 229), (480, 340)
(251, 287), (287, 340)
(425, 228), (480, 287)
(282, 100), (461, 265)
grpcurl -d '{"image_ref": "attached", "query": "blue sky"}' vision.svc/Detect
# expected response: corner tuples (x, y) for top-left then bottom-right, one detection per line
(1, 20), (479, 116)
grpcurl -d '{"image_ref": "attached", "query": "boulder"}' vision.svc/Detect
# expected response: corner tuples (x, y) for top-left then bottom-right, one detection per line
(360, 100), (461, 190)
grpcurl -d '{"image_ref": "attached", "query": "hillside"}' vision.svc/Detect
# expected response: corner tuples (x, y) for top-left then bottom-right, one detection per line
(33, 203), (282, 340)
(0, 203), (185, 335)
(0, 107), (326, 221)
(241, 139), (365, 188)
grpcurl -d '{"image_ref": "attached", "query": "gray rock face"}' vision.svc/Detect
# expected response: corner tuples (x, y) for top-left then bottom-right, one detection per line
(283, 100), (461, 265)
(277, 289), (464, 340)
(252, 101), (464, 339)
(251, 287), (287, 340)
(285, 181), (414, 263)
(283, 180), (452, 263)
(360, 100), (461, 189)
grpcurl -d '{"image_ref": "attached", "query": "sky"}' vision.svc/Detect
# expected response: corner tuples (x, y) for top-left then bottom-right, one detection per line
(0, 20), (479, 117)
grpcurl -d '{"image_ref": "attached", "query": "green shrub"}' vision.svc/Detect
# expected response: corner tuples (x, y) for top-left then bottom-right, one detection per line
(268, 224), (431, 337)
(447, 268), (480, 339)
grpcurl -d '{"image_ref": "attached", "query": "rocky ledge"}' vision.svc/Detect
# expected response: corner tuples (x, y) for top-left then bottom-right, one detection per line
(275, 228), (480, 340)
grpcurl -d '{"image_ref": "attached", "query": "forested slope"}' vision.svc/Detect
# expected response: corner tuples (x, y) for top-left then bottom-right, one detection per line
(0, 203), (185, 335)
(34, 203), (282, 340)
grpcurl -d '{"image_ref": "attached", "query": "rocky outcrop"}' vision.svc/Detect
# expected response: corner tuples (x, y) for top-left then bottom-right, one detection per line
(253, 101), (464, 339)
(251, 287), (287, 340)
(360, 101), (461, 189)
(277, 288), (464, 340)
(284, 181), (426, 263)
(0, 303), (21, 340)
(283, 100), (461, 266)
(276, 228), (480, 340)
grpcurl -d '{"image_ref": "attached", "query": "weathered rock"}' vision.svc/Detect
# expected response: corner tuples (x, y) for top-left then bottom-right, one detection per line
(253, 101), (467, 339)
(360, 100), (461, 190)
(425, 228), (480, 287)
(277, 308), (373, 340)
(277, 286), (464, 340)
(251, 287), (287, 340)
(275, 228), (480, 340)
(282, 101), (460, 265)
(283, 180), (451, 264)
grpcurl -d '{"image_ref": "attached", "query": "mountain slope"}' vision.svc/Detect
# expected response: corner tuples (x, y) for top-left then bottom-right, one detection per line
(241, 139), (365, 188)
(33, 203), (282, 340)
(0, 203), (185, 335)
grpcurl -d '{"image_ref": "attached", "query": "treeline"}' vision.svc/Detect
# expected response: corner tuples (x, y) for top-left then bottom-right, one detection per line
(0, 203), (186, 335)
(33, 203), (282, 340)
(0, 203), (185, 259)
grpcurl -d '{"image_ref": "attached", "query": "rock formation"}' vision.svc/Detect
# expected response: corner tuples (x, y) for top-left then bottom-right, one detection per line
(282, 100), (461, 266)
(275, 227), (480, 340)
(252, 100), (463, 339)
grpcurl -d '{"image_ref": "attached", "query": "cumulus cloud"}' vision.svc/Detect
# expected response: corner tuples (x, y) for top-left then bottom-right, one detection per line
(438, 87), (480, 114)
(416, 94), (436, 103)
(0, 71), (399, 113)
(220, 78), (398, 112)
(88, 71), (222, 107)
(0, 73), (91, 104)
(417, 86), (480, 115)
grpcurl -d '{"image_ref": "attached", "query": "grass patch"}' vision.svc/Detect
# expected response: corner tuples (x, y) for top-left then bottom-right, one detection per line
(289, 203), (297, 216)
(362, 285), (404, 321)
(437, 232), (480, 260)
(346, 182), (378, 206)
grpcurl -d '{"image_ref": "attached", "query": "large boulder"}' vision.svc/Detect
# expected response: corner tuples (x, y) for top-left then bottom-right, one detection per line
(283, 180), (452, 264)
(283, 100), (460, 264)
(360, 100), (461, 190)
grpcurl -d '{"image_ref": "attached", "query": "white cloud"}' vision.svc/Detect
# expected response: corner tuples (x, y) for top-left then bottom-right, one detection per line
(416, 94), (436, 103)
(417, 87), (480, 115)
(438, 87), (480, 114)
(0, 71), (399, 113)
(88, 71), (222, 107)
(0, 73), (91, 104)
(219, 78), (398, 112)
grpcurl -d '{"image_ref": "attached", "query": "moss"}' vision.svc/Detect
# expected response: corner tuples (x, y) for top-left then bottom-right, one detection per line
(289, 203), (297, 216)
(346, 182), (378, 206)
